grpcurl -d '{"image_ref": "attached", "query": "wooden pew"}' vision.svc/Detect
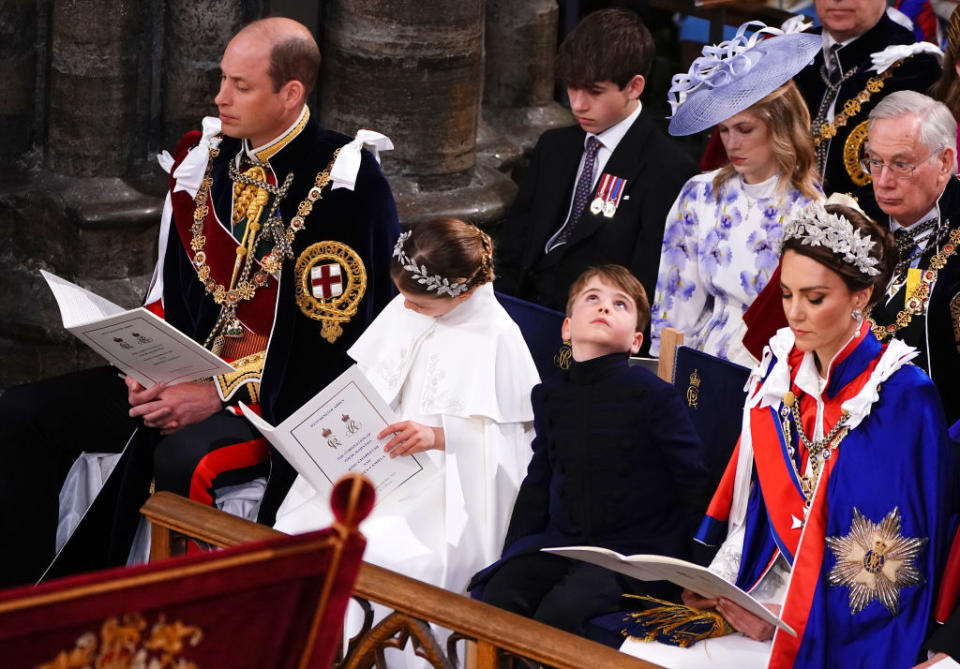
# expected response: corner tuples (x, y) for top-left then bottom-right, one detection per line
(142, 492), (663, 669)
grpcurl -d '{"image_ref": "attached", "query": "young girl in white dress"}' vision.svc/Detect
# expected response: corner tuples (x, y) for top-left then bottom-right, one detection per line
(274, 218), (540, 594)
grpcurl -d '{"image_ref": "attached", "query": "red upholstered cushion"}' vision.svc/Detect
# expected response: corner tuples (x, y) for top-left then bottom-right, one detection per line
(0, 475), (375, 669)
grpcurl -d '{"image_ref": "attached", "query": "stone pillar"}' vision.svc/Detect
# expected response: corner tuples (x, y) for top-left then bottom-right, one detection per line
(0, 0), (37, 171)
(47, 0), (140, 176)
(162, 0), (246, 150)
(479, 0), (571, 171)
(318, 0), (516, 226)
(1, 0), (165, 390)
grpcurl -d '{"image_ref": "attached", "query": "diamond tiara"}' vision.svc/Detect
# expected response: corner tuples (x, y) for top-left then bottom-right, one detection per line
(780, 201), (880, 277)
(392, 230), (469, 298)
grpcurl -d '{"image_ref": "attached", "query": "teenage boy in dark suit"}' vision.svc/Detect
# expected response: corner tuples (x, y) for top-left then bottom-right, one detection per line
(495, 8), (697, 340)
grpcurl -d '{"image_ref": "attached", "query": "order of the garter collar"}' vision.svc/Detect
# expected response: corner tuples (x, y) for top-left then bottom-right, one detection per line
(780, 201), (880, 277)
(392, 230), (468, 297)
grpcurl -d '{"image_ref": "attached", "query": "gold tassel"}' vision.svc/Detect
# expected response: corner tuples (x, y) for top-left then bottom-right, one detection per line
(620, 595), (733, 648)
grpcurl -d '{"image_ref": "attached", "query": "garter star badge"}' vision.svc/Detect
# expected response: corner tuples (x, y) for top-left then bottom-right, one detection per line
(825, 507), (927, 615)
(295, 241), (367, 343)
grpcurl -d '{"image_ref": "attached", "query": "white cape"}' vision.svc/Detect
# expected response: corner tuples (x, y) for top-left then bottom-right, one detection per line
(274, 283), (540, 593)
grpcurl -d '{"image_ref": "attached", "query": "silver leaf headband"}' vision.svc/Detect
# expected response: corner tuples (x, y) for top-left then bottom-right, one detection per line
(392, 230), (469, 298)
(780, 201), (880, 277)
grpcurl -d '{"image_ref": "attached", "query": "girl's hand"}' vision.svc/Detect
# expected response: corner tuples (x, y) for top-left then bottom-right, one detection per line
(378, 420), (445, 458)
(715, 598), (779, 641)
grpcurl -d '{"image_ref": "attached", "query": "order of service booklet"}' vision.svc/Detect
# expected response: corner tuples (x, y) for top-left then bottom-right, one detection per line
(41, 270), (236, 388)
(543, 546), (796, 636)
(240, 364), (433, 506)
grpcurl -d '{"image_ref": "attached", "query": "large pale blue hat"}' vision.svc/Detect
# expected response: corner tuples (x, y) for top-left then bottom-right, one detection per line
(668, 19), (822, 136)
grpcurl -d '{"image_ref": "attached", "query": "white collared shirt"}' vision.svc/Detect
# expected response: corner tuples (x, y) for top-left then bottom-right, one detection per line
(545, 101), (642, 253)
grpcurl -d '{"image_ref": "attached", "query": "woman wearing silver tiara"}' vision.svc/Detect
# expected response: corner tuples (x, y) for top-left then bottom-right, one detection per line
(625, 197), (955, 668)
(274, 218), (540, 598)
(650, 21), (822, 367)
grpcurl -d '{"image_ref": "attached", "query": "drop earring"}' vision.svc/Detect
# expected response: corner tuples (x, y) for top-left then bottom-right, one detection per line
(851, 308), (863, 322)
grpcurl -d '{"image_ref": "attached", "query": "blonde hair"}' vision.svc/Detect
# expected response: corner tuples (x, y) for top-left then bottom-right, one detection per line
(712, 81), (819, 200)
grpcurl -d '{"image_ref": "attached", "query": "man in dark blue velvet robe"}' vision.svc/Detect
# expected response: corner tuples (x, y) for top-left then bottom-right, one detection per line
(0, 17), (399, 587)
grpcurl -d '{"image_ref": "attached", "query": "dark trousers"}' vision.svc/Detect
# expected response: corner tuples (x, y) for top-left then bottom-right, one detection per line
(0, 366), (266, 589)
(480, 552), (679, 641)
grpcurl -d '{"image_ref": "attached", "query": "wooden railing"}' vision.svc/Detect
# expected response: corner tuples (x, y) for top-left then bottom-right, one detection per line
(141, 492), (662, 669)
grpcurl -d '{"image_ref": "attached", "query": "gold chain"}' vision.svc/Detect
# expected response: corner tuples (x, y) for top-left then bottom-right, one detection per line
(187, 138), (340, 350)
(780, 390), (851, 505)
(813, 62), (901, 147)
(868, 226), (960, 341)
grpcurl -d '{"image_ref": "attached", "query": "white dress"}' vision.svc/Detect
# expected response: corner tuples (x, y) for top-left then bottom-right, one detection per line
(649, 170), (817, 366)
(274, 282), (540, 594)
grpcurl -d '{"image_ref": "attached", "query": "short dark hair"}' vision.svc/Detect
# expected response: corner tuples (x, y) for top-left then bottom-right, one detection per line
(565, 264), (650, 332)
(268, 36), (321, 94)
(556, 9), (655, 90)
(390, 218), (495, 297)
(781, 204), (897, 308)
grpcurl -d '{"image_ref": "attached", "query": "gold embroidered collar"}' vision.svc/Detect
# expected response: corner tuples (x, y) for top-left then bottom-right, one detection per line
(244, 105), (311, 164)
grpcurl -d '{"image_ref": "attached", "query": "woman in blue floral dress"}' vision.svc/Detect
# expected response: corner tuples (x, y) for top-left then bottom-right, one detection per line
(650, 22), (822, 366)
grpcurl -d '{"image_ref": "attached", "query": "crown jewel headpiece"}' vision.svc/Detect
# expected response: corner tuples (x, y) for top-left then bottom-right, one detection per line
(780, 201), (880, 277)
(392, 231), (469, 297)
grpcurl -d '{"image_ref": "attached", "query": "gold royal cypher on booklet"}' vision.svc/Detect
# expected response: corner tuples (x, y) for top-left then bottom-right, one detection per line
(240, 364), (433, 507)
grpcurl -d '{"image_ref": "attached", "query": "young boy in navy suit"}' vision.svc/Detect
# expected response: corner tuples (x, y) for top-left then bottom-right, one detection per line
(471, 265), (708, 642)
(494, 9), (697, 340)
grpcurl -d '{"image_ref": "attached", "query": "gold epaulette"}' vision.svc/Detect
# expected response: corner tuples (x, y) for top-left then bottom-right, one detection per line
(215, 350), (266, 404)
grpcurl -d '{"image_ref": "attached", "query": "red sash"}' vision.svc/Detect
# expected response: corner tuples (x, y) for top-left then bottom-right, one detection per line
(751, 407), (808, 561)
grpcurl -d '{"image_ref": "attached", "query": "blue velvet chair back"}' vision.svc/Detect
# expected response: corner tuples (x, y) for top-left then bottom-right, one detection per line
(672, 346), (751, 498)
(495, 292), (568, 381)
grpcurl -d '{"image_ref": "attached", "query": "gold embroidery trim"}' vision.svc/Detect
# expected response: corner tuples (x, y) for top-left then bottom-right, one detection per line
(951, 293), (960, 352)
(215, 350), (266, 403)
(814, 60), (902, 147)
(295, 241), (368, 343)
(255, 106), (310, 163)
(686, 369), (701, 409)
(36, 611), (204, 669)
(843, 119), (872, 186)
(869, 227), (960, 340)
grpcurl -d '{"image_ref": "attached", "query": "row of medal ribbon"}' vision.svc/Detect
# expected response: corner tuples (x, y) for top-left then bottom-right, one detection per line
(589, 173), (626, 218)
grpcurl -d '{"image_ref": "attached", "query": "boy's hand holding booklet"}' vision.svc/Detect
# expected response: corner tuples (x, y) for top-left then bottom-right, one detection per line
(543, 546), (796, 636)
(41, 270), (235, 387)
(240, 365), (434, 507)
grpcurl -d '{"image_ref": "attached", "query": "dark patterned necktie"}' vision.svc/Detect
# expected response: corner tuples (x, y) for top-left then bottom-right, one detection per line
(827, 44), (842, 85)
(555, 136), (601, 246)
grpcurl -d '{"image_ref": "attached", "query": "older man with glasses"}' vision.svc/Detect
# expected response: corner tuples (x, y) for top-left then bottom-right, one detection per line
(858, 90), (960, 425)
(792, 0), (942, 197)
